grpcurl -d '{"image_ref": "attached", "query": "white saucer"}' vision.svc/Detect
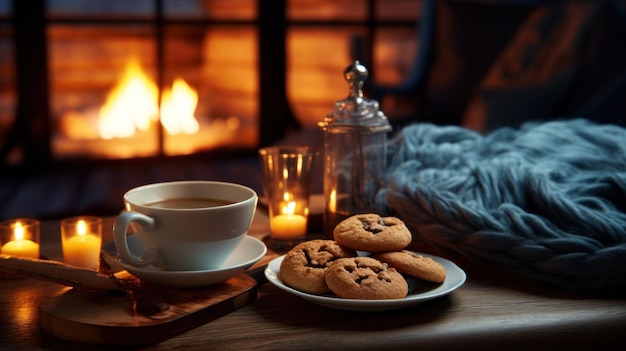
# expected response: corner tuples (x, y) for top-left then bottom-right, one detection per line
(264, 252), (466, 312)
(102, 234), (266, 288)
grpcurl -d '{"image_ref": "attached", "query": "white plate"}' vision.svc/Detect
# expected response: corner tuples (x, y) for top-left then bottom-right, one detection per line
(102, 234), (266, 288)
(264, 252), (466, 312)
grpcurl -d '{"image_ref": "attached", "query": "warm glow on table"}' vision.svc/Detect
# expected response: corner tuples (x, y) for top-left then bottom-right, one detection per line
(270, 201), (307, 240)
(0, 221), (40, 259)
(62, 219), (102, 269)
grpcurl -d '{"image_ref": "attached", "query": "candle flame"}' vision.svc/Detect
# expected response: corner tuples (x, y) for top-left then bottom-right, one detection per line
(297, 155), (303, 174)
(282, 201), (296, 215)
(13, 221), (24, 241)
(329, 189), (337, 213)
(77, 220), (87, 237)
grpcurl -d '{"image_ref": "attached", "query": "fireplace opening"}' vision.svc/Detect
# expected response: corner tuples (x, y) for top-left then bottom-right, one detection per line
(51, 26), (258, 160)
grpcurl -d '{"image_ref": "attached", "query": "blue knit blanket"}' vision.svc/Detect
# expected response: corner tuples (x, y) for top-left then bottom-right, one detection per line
(376, 119), (626, 296)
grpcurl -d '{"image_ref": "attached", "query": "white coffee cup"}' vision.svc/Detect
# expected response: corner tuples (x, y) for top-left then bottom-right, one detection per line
(113, 181), (258, 271)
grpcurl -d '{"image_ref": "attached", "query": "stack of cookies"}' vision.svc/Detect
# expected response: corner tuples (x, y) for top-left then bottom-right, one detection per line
(279, 213), (446, 300)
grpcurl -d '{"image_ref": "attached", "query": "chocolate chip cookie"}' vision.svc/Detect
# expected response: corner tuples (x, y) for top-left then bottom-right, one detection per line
(279, 239), (356, 295)
(324, 257), (408, 300)
(333, 214), (412, 252)
(374, 251), (446, 284)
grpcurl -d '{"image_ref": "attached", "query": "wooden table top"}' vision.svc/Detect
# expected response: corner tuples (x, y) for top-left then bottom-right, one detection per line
(1, 210), (625, 350)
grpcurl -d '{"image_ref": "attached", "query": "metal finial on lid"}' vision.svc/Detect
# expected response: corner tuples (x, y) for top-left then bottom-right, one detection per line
(344, 60), (368, 103)
(320, 60), (391, 132)
(332, 60), (376, 117)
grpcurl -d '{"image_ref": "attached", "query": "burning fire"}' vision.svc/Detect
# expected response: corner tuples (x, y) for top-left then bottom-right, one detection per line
(56, 57), (249, 159)
(97, 59), (200, 139)
(160, 78), (200, 135)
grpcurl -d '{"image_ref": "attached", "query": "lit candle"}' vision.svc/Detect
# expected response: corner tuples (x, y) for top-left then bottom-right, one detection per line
(62, 218), (102, 269)
(1, 221), (40, 259)
(270, 200), (307, 240)
(329, 189), (337, 213)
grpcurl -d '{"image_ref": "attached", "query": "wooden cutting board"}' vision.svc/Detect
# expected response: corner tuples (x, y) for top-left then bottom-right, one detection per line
(39, 273), (257, 347)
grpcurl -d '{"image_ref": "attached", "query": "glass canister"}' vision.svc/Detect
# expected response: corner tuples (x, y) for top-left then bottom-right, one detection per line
(318, 61), (392, 237)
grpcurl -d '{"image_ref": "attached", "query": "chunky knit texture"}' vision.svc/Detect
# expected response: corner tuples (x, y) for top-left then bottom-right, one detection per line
(376, 119), (626, 295)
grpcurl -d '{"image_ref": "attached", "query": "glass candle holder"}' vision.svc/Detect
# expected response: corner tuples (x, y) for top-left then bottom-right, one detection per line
(259, 146), (316, 244)
(61, 216), (102, 269)
(0, 218), (40, 259)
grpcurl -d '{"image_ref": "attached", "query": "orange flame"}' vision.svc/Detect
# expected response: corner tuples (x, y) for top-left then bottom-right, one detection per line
(97, 59), (200, 139)
(13, 221), (25, 241)
(161, 78), (200, 135)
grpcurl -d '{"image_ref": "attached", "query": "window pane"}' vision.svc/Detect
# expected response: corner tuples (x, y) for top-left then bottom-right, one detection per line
(372, 27), (418, 86)
(165, 0), (256, 20)
(164, 25), (258, 155)
(49, 24), (160, 158)
(287, 27), (367, 127)
(288, 0), (367, 21)
(376, 0), (422, 21)
(47, 0), (154, 18)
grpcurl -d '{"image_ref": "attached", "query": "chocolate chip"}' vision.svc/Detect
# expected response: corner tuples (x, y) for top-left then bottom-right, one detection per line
(359, 216), (387, 234)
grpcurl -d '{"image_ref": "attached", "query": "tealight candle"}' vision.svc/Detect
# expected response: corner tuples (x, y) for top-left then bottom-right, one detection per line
(259, 146), (316, 248)
(271, 200), (307, 239)
(61, 216), (102, 269)
(269, 199), (308, 240)
(0, 218), (40, 259)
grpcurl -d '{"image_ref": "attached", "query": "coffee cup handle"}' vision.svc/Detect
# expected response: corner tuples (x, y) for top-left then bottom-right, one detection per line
(113, 211), (158, 267)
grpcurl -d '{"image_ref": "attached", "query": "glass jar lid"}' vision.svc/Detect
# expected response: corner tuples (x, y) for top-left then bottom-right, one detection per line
(320, 61), (391, 134)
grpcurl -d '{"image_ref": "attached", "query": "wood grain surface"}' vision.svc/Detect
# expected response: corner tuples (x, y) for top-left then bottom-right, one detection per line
(1, 214), (625, 350)
(39, 274), (257, 346)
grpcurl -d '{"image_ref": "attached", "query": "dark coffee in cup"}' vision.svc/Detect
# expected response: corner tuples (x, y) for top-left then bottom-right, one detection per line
(146, 198), (234, 209)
